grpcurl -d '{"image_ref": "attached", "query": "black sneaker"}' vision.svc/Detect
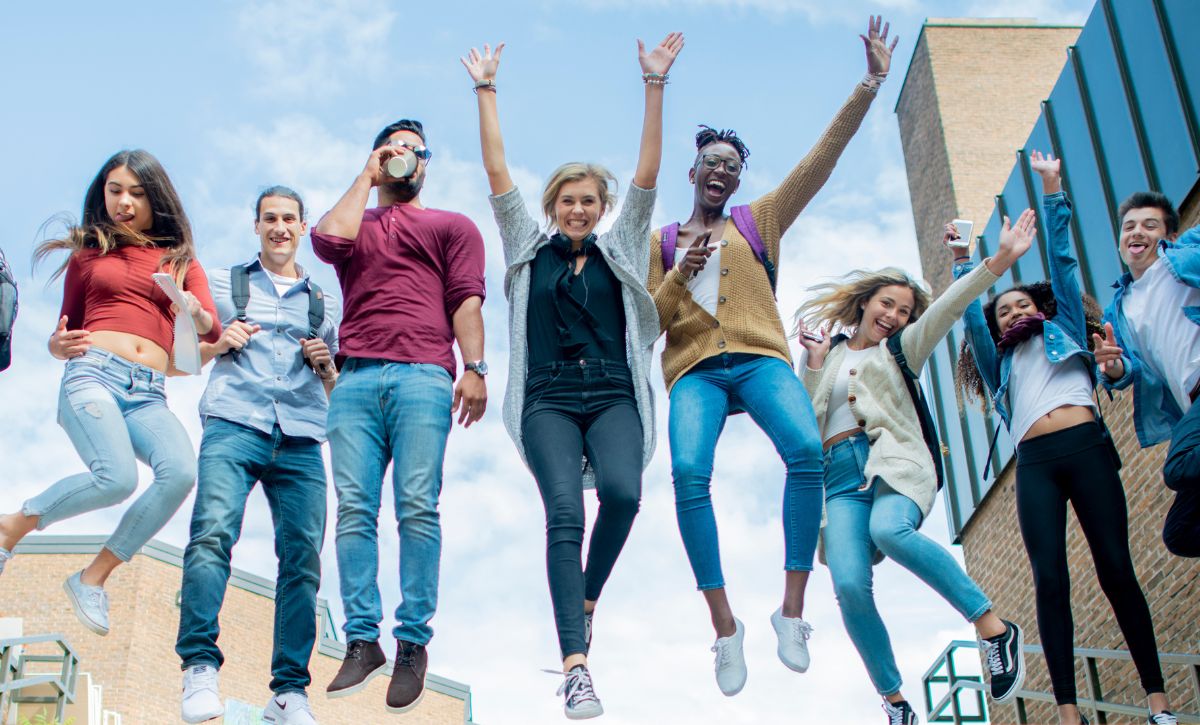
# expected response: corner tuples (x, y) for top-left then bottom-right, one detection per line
(882, 700), (918, 725)
(583, 611), (593, 654)
(981, 620), (1025, 703)
(386, 640), (428, 714)
(326, 639), (388, 698)
(1148, 712), (1178, 725)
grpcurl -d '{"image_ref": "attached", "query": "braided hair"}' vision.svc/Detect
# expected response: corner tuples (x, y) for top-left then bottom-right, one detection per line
(695, 125), (750, 166)
(955, 281), (1105, 409)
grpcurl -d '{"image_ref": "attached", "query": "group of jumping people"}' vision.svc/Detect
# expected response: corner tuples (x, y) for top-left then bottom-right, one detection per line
(0, 15), (1193, 725)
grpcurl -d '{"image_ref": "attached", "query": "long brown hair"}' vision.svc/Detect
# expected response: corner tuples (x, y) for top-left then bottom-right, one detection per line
(793, 267), (933, 338)
(34, 149), (196, 285)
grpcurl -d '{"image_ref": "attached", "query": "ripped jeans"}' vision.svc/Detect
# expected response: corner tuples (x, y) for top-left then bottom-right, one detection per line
(22, 348), (197, 561)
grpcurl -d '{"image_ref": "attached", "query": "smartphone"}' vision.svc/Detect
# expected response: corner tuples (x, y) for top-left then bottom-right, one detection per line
(948, 219), (974, 249)
(800, 331), (824, 343)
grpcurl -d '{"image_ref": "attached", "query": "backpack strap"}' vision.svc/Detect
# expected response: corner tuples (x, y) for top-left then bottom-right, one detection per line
(730, 204), (777, 295)
(230, 265), (251, 323)
(886, 334), (946, 491)
(306, 282), (326, 340)
(660, 223), (680, 274)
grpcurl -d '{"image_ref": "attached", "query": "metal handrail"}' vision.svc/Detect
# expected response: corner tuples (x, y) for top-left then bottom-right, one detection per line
(923, 639), (1200, 724)
(0, 634), (79, 720)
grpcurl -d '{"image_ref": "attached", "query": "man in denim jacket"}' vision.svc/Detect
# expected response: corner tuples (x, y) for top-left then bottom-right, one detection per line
(1094, 191), (1200, 557)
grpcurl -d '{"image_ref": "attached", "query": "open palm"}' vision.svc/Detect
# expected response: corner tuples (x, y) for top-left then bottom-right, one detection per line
(638, 32), (684, 76)
(861, 15), (899, 75)
(461, 43), (504, 82)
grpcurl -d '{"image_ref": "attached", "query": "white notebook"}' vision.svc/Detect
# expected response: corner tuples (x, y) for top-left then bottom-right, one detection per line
(151, 273), (201, 375)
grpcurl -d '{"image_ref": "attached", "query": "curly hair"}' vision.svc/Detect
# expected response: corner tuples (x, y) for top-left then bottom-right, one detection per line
(793, 267), (932, 339)
(955, 281), (1105, 408)
(695, 125), (750, 166)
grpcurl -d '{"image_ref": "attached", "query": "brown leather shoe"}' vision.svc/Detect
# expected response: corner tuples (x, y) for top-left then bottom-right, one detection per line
(326, 639), (388, 698)
(385, 640), (428, 713)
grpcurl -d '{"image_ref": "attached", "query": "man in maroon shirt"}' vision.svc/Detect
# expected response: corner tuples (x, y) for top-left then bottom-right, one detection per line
(311, 119), (487, 714)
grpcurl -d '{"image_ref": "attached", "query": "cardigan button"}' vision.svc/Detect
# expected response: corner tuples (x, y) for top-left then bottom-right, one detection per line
(711, 320), (720, 329)
(718, 295), (727, 304)
(721, 268), (730, 276)
(849, 368), (857, 376)
(717, 340), (727, 349)
(720, 239), (729, 247)
(857, 419), (866, 427)
(848, 395), (857, 403)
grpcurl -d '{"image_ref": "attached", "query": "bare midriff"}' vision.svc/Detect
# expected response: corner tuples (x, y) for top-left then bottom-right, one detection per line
(1021, 404), (1096, 442)
(89, 330), (170, 373)
(823, 427), (864, 451)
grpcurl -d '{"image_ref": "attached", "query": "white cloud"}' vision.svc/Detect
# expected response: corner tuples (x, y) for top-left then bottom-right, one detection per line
(962, 0), (1090, 25)
(570, 0), (918, 24)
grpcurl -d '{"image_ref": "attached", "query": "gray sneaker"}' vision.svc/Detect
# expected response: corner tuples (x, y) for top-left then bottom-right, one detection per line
(63, 570), (109, 635)
(546, 665), (603, 720)
(0, 546), (10, 575)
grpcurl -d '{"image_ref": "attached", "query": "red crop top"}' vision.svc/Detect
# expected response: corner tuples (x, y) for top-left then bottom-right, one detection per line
(59, 245), (222, 355)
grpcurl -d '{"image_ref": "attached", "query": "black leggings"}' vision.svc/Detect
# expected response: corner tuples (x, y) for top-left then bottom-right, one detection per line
(522, 360), (643, 658)
(1163, 395), (1200, 557)
(1015, 421), (1165, 705)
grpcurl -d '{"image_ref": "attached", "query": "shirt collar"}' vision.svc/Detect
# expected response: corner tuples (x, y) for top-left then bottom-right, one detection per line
(246, 254), (311, 284)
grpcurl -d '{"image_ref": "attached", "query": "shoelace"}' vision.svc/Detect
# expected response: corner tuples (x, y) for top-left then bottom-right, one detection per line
(347, 641), (367, 661)
(542, 668), (599, 708)
(188, 667), (218, 693)
(711, 639), (734, 671)
(787, 619), (814, 643)
(1149, 712), (1178, 725)
(396, 646), (418, 668)
(981, 637), (1005, 675)
(86, 586), (108, 611)
(882, 702), (908, 725)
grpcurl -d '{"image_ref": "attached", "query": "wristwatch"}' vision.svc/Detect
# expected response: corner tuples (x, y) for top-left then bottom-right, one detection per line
(464, 360), (488, 377)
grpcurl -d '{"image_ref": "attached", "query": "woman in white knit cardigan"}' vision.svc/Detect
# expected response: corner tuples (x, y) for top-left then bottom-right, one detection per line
(793, 211), (1038, 725)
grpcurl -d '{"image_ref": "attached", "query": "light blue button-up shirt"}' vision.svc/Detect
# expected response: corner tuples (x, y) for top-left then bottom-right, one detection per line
(199, 256), (341, 442)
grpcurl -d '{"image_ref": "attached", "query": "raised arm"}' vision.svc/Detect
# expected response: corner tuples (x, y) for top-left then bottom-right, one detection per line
(462, 43), (514, 197)
(1030, 150), (1087, 344)
(901, 210), (1036, 370)
(314, 144), (403, 244)
(948, 224), (1001, 396)
(632, 33), (683, 190)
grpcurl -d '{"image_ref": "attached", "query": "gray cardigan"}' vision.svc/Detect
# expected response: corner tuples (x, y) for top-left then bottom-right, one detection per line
(491, 184), (659, 484)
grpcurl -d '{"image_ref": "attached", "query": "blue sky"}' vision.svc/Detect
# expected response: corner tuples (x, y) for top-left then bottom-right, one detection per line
(1, 1), (1096, 723)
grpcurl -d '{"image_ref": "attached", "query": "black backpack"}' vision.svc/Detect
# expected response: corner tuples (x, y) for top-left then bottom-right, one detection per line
(227, 264), (325, 368)
(830, 333), (946, 491)
(0, 248), (17, 372)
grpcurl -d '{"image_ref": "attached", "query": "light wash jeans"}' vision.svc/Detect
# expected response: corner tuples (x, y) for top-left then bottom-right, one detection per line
(822, 433), (991, 695)
(328, 358), (453, 646)
(669, 353), (824, 589)
(22, 348), (196, 561)
(176, 418), (326, 694)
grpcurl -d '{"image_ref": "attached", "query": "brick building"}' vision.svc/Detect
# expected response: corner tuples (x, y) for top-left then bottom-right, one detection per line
(896, 5), (1199, 724)
(0, 535), (473, 725)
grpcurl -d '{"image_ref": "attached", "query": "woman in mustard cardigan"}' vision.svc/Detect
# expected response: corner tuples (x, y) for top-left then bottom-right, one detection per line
(646, 14), (893, 697)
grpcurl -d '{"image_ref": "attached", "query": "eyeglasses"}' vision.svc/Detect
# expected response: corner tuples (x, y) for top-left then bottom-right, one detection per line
(699, 154), (742, 175)
(389, 139), (433, 161)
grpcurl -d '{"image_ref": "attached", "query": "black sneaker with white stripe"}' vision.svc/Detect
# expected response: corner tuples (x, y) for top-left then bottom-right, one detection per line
(882, 699), (918, 725)
(1148, 711), (1178, 725)
(981, 620), (1025, 703)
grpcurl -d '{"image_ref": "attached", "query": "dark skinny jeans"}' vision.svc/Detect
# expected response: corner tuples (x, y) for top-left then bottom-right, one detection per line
(521, 359), (643, 659)
(1015, 421), (1165, 705)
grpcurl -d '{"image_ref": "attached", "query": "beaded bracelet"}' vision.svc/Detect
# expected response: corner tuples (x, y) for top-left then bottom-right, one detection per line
(860, 71), (888, 92)
(473, 79), (496, 94)
(642, 72), (669, 85)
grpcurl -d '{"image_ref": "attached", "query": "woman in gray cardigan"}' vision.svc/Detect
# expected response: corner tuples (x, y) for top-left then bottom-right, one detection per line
(462, 35), (682, 720)
(793, 212), (1036, 725)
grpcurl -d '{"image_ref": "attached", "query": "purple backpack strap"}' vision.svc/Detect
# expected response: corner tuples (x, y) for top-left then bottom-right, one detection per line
(730, 205), (766, 259)
(660, 222), (680, 274)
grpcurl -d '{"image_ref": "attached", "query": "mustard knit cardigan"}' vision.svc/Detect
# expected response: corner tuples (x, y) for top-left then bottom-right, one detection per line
(647, 83), (877, 390)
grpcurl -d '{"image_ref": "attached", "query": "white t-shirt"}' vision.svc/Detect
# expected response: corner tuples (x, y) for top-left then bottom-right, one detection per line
(1121, 258), (1200, 412)
(823, 345), (874, 443)
(1007, 334), (1096, 442)
(264, 268), (300, 299)
(674, 243), (723, 316)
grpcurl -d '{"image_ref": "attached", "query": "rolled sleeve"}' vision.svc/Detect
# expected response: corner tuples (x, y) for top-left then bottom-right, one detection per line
(310, 225), (356, 264)
(444, 217), (487, 315)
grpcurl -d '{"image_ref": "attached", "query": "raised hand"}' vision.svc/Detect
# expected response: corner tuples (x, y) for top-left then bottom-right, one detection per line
(675, 231), (715, 278)
(992, 209), (1037, 271)
(460, 43), (505, 83)
(861, 15), (899, 76)
(797, 320), (832, 369)
(638, 32), (684, 77)
(1092, 321), (1125, 376)
(48, 315), (91, 359)
(1029, 150), (1062, 194)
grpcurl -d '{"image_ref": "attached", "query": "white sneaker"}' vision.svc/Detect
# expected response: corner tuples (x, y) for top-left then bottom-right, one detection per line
(770, 606), (813, 672)
(181, 664), (223, 723)
(711, 618), (747, 696)
(63, 570), (109, 635)
(544, 666), (603, 720)
(0, 546), (11, 575)
(263, 691), (317, 725)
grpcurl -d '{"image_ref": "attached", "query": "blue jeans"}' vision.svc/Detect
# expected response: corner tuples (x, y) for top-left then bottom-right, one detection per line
(22, 348), (196, 561)
(176, 418), (326, 694)
(328, 359), (453, 645)
(823, 433), (992, 695)
(669, 353), (824, 589)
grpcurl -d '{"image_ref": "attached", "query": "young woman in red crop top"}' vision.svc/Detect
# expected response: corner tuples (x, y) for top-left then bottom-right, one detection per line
(0, 150), (220, 636)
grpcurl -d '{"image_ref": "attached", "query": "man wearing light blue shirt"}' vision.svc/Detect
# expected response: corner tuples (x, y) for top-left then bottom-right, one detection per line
(176, 187), (341, 725)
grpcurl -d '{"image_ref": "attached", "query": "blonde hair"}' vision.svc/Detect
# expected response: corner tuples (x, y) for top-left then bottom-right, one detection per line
(540, 162), (618, 229)
(793, 267), (932, 338)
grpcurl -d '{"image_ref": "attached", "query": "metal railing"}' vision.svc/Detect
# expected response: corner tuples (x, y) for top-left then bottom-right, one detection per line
(0, 634), (79, 721)
(923, 639), (1200, 724)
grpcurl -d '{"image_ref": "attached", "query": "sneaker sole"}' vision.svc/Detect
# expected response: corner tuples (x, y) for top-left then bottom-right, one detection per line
(566, 702), (605, 720)
(992, 625), (1026, 704)
(62, 578), (109, 636)
(384, 677), (426, 714)
(181, 707), (223, 724)
(776, 645), (810, 674)
(326, 662), (389, 699)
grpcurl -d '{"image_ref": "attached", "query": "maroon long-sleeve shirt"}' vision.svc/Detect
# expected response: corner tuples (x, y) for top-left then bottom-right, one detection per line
(311, 203), (486, 379)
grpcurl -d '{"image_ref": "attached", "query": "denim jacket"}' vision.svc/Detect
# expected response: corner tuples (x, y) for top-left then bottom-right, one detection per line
(1102, 223), (1200, 446)
(955, 192), (1095, 429)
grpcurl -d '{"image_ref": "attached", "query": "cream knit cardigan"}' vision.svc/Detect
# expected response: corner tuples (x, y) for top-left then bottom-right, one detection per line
(802, 263), (1000, 522)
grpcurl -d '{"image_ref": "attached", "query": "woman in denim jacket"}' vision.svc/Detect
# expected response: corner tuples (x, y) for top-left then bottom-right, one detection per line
(955, 152), (1174, 725)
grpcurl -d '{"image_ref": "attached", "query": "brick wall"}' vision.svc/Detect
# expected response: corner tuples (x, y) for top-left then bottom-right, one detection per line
(0, 551), (468, 724)
(899, 19), (1200, 725)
